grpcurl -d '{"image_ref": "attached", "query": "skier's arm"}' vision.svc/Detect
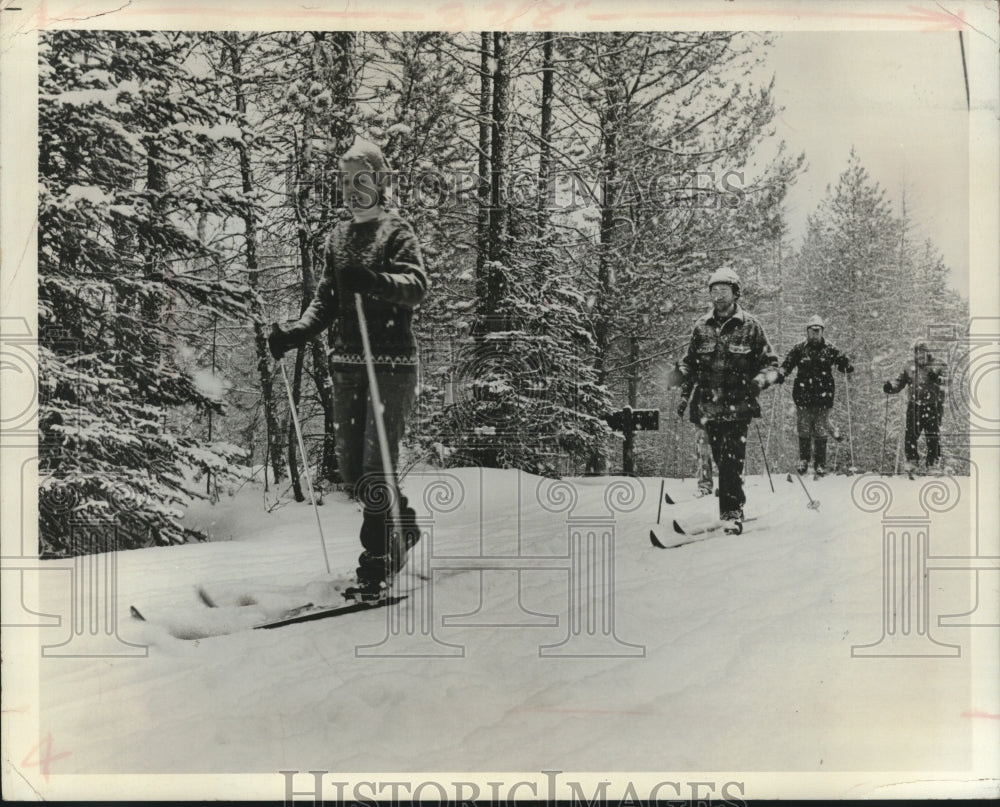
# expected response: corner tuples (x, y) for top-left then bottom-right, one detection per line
(833, 346), (854, 373)
(677, 328), (699, 382)
(750, 324), (779, 391)
(283, 252), (340, 346)
(884, 368), (909, 394)
(777, 344), (800, 382)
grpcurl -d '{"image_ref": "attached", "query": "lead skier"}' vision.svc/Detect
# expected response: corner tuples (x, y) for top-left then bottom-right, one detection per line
(677, 268), (779, 534)
(267, 139), (429, 600)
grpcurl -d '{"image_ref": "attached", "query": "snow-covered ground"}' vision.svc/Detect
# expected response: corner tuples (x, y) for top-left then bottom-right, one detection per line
(8, 466), (999, 800)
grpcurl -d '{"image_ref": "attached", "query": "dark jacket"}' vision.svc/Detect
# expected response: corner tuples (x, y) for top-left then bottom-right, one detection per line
(284, 211), (428, 372)
(679, 305), (779, 424)
(887, 357), (947, 410)
(779, 339), (852, 409)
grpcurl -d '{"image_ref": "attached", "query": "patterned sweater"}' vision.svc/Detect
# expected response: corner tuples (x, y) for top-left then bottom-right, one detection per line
(285, 211), (429, 372)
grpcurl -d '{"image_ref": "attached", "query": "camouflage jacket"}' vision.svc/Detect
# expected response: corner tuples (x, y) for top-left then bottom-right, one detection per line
(679, 305), (779, 424)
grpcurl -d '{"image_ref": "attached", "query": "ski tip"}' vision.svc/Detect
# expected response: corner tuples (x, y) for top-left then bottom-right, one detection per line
(129, 605), (145, 621)
(195, 586), (217, 608)
(663, 492), (675, 505)
(672, 519), (685, 535)
(649, 529), (667, 549)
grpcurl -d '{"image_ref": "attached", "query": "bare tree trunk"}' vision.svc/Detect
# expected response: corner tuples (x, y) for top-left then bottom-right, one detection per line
(588, 40), (623, 475)
(488, 31), (510, 274)
(223, 33), (285, 487)
(537, 32), (554, 235)
(475, 32), (491, 305)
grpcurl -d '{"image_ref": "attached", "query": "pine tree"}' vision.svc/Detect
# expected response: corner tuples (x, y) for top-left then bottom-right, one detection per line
(38, 31), (251, 554)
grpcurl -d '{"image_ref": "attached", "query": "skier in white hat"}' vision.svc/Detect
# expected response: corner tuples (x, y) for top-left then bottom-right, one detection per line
(777, 315), (854, 476)
(676, 267), (778, 534)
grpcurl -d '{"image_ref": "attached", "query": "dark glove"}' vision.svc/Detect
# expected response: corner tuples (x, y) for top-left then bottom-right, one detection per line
(883, 381), (893, 394)
(845, 364), (855, 374)
(775, 370), (785, 384)
(341, 268), (383, 295)
(676, 400), (687, 418)
(268, 323), (290, 360)
(748, 377), (762, 397)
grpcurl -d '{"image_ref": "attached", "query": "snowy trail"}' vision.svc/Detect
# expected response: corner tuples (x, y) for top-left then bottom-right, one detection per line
(33, 468), (986, 782)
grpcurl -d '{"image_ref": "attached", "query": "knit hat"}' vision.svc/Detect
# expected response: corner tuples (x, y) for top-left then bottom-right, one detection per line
(339, 138), (392, 174)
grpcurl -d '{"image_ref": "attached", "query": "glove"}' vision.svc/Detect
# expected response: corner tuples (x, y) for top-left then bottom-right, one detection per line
(676, 400), (687, 418)
(775, 370), (785, 384)
(845, 364), (855, 374)
(268, 323), (290, 360)
(341, 267), (383, 295)
(883, 381), (893, 394)
(748, 376), (763, 396)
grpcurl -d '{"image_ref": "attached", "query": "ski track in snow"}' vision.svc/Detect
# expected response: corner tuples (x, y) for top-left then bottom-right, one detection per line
(35, 467), (981, 779)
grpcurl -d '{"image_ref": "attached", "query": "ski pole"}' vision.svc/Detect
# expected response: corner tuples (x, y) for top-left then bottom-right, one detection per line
(844, 371), (857, 471)
(279, 359), (331, 574)
(755, 423), (774, 493)
(894, 406), (905, 475)
(793, 470), (820, 510)
(355, 293), (405, 572)
(879, 393), (890, 476)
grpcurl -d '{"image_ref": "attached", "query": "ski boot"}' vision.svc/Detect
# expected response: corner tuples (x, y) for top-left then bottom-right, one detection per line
(344, 550), (396, 603)
(721, 509), (743, 535)
(795, 460), (808, 476)
(343, 573), (391, 603)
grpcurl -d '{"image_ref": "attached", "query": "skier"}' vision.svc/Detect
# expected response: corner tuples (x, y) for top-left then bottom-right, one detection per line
(267, 139), (429, 600)
(776, 315), (854, 476)
(883, 338), (947, 475)
(677, 267), (779, 534)
(676, 388), (714, 497)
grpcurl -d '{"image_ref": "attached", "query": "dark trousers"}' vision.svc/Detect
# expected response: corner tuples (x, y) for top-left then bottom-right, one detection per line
(796, 407), (831, 467)
(696, 427), (714, 493)
(704, 419), (749, 519)
(332, 369), (417, 579)
(905, 401), (942, 466)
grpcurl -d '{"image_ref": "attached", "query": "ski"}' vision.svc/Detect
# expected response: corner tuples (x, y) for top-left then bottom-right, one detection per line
(254, 595), (408, 630)
(672, 515), (758, 536)
(128, 569), (429, 640)
(650, 517), (757, 548)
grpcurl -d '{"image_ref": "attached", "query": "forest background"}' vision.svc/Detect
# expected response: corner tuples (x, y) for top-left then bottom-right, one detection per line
(37, 30), (969, 554)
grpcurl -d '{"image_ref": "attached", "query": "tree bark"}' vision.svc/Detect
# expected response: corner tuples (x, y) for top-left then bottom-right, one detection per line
(224, 32), (286, 487)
